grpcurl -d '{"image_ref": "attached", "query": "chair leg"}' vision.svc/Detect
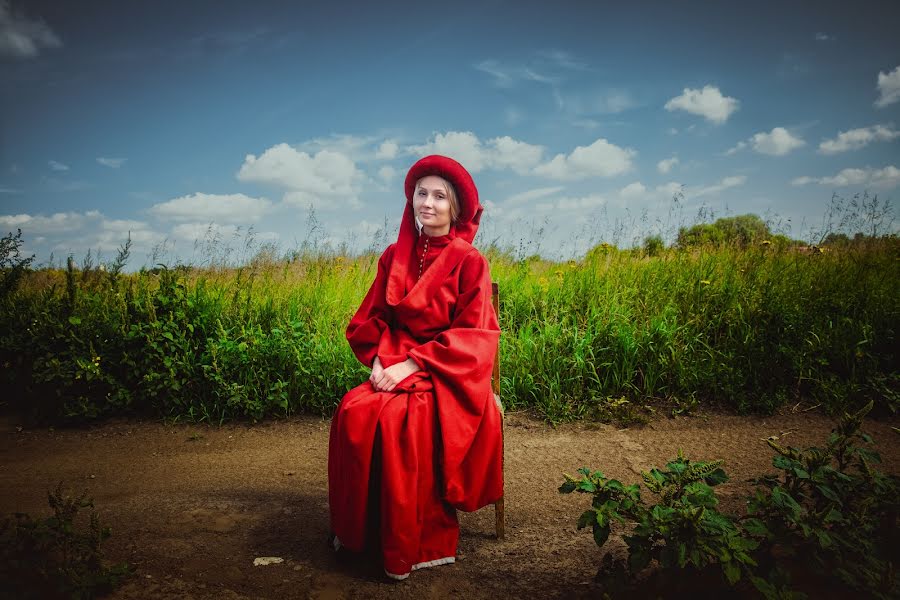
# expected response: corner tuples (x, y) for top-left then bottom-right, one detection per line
(494, 496), (505, 539)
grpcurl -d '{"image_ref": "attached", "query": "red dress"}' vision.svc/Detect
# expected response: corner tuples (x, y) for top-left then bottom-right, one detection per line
(328, 230), (503, 579)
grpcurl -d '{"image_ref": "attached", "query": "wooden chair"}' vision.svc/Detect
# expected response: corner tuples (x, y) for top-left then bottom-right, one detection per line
(491, 282), (505, 539)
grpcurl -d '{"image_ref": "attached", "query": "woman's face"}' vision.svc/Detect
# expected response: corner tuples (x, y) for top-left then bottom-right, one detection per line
(413, 175), (454, 236)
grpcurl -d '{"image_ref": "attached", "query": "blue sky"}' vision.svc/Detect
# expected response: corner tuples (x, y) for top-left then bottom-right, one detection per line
(2, 0), (899, 267)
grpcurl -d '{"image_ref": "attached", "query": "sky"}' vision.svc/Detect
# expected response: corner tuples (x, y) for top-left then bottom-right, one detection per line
(2, 0), (899, 268)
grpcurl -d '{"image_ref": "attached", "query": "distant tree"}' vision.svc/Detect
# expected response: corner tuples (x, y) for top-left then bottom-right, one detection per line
(822, 232), (851, 247)
(642, 234), (665, 257)
(770, 233), (801, 248)
(676, 214), (771, 248)
(676, 223), (725, 248)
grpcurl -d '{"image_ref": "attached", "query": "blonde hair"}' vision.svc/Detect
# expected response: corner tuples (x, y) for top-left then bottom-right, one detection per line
(416, 176), (460, 224)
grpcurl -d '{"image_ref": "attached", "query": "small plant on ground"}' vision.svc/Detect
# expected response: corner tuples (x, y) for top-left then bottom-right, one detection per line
(0, 483), (130, 599)
(560, 451), (759, 593)
(746, 400), (899, 599)
(562, 404), (899, 598)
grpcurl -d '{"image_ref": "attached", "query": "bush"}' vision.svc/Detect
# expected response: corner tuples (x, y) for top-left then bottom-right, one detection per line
(0, 484), (129, 599)
(747, 401), (899, 598)
(560, 452), (758, 594)
(562, 404), (900, 598)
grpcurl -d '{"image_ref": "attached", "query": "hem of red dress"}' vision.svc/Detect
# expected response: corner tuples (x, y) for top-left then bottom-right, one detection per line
(413, 556), (456, 571)
(385, 556), (455, 580)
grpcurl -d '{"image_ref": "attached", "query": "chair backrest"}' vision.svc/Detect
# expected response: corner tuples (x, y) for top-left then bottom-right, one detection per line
(491, 282), (500, 396)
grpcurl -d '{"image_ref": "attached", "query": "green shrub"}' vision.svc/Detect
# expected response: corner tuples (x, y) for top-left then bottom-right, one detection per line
(562, 404), (899, 598)
(0, 229), (897, 423)
(560, 452), (758, 592)
(0, 484), (129, 599)
(747, 401), (899, 599)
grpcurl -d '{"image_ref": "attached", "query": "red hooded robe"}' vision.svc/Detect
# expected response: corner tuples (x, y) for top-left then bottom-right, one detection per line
(328, 155), (503, 579)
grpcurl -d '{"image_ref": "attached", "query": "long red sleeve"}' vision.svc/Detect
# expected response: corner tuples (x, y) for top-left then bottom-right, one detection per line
(345, 246), (396, 368)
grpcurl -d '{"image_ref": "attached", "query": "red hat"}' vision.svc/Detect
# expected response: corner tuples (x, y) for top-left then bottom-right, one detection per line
(386, 155), (483, 305)
(404, 155), (480, 225)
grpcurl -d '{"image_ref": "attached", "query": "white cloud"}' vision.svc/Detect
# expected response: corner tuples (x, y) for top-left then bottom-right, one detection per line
(474, 59), (556, 88)
(237, 143), (363, 207)
(0, 211), (85, 233)
(294, 134), (373, 161)
(793, 166), (900, 189)
(409, 132), (487, 171)
(815, 32), (835, 42)
(375, 140), (399, 160)
(657, 156), (679, 174)
(694, 175), (747, 198)
(557, 89), (637, 115)
(408, 131), (545, 175)
(725, 141), (747, 156)
(95, 218), (160, 248)
(0, 186), (22, 194)
(503, 186), (565, 205)
(149, 192), (272, 223)
(48, 160), (69, 171)
(875, 65), (900, 108)
(749, 127), (806, 156)
(619, 182), (646, 199)
(549, 194), (607, 212)
(97, 157), (127, 168)
(171, 222), (241, 244)
(0, 210), (160, 253)
(534, 137), (635, 180)
(490, 136), (546, 173)
(377, 165), (396, 184)
(474, 50), (588, 89)
(664, 85), (739, 124)
(0, 213), (32, 227)
(656, 182), (684, 198)
(0, 1), (62, 59)
(819, 124), (900, 154)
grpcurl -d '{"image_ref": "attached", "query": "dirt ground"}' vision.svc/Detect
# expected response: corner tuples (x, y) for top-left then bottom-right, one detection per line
(1, 408), (898, 599)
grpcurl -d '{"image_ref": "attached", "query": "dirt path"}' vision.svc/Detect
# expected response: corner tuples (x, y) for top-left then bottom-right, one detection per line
(2, 410), (898, 599)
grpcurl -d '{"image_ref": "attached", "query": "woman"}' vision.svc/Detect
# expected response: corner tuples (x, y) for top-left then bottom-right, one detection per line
(328, 155), (503, 580)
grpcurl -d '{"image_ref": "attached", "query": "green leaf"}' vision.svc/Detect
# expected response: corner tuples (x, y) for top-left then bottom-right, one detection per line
(742, 518), (770, 537)
(792, 467), (810, 479)
(823, 507), (843, 523)
(773, 455), (796, 470)
(577, 480), (597, 493)
(628, 545), (652, 572)
(592, 523), (610, 547)
(68, 316), (81, 325)
(814, 530), (833, 549)
(816, 485), (840, 503)
(771, 487), (803, 519)
(723, 561), (741, 585)
(163, 331), (175, 341)
(558, 481), (576, 494)
(577, 510), (594, 530)
(705, 468), (729, 486)
(750, 575), (777, 599)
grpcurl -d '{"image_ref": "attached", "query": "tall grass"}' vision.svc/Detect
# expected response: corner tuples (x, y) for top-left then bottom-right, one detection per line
(1, 238), (897, 423)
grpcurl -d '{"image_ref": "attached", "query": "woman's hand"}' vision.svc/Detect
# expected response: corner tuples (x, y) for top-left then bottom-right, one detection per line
(371, 358), (421, 393)
(369, 357), (385, 388)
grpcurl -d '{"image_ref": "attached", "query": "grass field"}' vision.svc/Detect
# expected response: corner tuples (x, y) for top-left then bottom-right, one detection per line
(1, 230), (896, 423)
